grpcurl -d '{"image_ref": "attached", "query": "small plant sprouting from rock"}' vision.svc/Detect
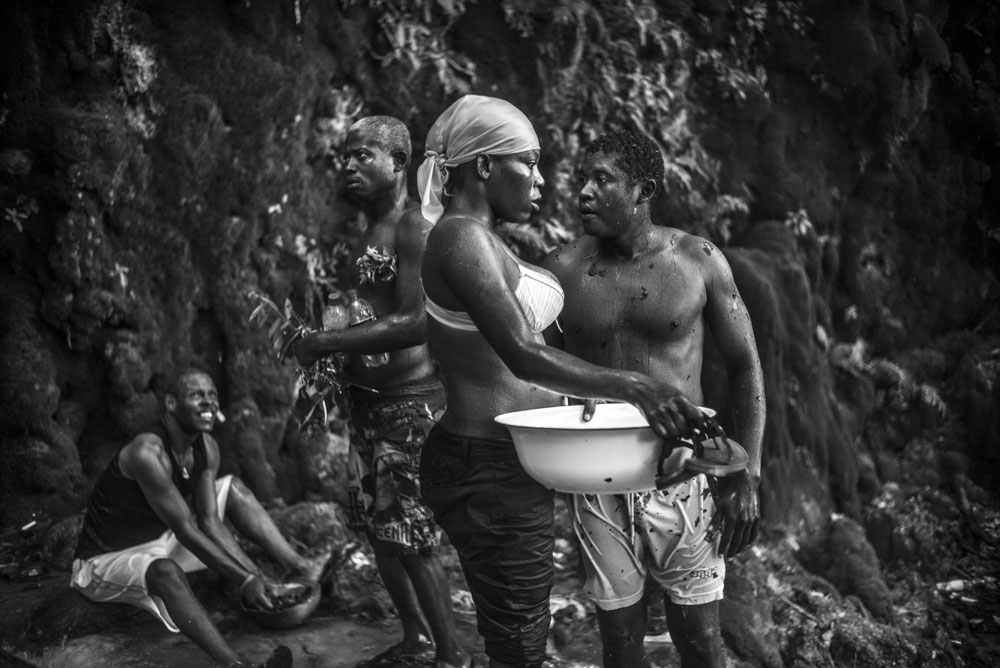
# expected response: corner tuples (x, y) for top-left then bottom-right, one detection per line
(784, 208), (814, 238)
(694, 49), (769, 103)
(830, 340), (948, 418)
(4, 195), (38, 233)
(707, 194), (750, 246)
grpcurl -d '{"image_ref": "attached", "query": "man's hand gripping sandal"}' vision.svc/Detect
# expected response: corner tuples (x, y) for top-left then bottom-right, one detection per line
(655, 414), (749, 489)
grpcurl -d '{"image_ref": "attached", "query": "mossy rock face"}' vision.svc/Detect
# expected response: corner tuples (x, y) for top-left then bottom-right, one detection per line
(0, 435), (82, 494)
(722, 542), (922, 668)
(716, 225), (855, 524)
(864, 483), (965, 575)
(797, 515), (895, 623)
(39, 513), (85, 569)
(720, 557), (784, 668)
(912, 13), (950, 70)
(219, 396), (281, 504)
(27, 586), (146, 645)
(816, 8), (881, 90)
(951, 339), (1000, 490)
(0, 0), (997, 552)
(0, 284), (61, 435)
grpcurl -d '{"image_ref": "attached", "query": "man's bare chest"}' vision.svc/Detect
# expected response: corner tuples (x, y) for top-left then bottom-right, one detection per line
(560, 261), (703, 339)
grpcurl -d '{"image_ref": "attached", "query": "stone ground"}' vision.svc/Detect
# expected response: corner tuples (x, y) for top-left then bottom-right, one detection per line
(0, 494), (697, 668)
(0, 541), (683, 668)
(4, 494), (998, 668)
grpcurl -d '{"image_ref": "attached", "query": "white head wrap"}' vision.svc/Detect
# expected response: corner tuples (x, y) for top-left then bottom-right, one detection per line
(417, 95), (539, 224)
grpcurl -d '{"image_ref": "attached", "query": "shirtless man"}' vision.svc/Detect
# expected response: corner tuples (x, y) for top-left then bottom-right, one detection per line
(294, 116), (469, 668)
(72, 368), (327, 668)
(542, 129), (766, 668)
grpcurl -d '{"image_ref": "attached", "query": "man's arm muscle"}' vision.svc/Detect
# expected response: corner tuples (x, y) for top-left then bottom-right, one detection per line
(123, 437), (252, 583)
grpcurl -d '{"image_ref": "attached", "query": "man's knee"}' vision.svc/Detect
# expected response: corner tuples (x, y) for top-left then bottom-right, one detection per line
(396, 550), (445, 581)
(145, 558), (187, 593)
(226, 476), (253, 509)
(396, 550), (438, 568)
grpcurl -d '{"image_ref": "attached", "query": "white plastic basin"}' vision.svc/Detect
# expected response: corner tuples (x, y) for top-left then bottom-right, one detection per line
(494, 403), (714, 494)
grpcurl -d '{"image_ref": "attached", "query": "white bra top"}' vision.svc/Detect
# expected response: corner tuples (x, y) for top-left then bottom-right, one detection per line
(425, 244), (564, 334)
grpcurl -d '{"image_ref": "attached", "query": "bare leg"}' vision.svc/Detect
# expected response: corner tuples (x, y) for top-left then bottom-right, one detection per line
(595, 600), (650, 668)
(663, 599), (724, 668)
(145, 558), (241, 664)
(399, 553), (470, 667)
(375, 554), (434, 651)
(224, 477), (321, 576)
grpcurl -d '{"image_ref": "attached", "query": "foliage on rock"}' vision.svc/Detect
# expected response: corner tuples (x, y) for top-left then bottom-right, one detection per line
(0, 0), (997, 536)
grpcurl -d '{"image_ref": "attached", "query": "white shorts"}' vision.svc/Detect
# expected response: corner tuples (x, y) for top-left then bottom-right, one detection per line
(572, 474), (724, 610)
(70, 475), (234, 632)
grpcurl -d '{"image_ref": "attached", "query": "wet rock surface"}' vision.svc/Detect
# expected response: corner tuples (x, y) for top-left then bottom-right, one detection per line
(2, 494), (998, 668)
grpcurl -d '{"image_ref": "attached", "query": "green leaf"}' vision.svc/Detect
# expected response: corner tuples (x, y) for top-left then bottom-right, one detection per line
(279, 327), (303, 361)
(249, 302), (268, 326)
(267, 318), (283, 340)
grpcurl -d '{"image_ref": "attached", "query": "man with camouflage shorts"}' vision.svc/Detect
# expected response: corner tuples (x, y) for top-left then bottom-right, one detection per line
(345, 383), (444, 556)
(295, 116), (469, 668)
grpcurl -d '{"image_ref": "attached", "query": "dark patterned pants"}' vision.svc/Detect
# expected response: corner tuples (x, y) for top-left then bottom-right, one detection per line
(346, 380), (444, 556)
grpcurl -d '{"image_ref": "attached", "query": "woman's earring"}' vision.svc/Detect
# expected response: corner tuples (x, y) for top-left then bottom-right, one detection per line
(633, 205), (637, 215)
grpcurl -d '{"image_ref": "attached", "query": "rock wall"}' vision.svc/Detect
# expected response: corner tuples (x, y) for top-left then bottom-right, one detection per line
(0, 0), (997, 536)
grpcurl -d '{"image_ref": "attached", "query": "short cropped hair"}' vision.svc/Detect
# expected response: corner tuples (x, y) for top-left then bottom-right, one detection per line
(349, 116), (412, 167)
(585, 129), (664, 195)
(169, 366), (213, 399)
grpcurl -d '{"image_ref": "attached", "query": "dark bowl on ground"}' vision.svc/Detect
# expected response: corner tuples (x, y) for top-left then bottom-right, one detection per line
(241, 580), (321, 630)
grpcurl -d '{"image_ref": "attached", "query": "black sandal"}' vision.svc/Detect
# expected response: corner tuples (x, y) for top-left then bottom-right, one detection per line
(656, 415), (748, 489)
(262, 645), (293, 668)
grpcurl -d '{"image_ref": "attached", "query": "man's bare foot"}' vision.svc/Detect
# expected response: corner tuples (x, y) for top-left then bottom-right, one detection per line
(356, 638), (435, 667)
(435, 650), (474, 668)
(260, 646), (293, 668)
(290, 549), (333, 584)
(223, 644), (293, 668)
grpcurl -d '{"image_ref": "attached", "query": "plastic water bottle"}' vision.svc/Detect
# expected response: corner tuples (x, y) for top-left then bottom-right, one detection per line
(346, 289), (390, 367)
(322, 293), (350, 366)
(322, 292), (349, 331)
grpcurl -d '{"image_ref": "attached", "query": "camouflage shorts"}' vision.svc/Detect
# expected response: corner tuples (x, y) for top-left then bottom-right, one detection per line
(346, 380), (445, 556)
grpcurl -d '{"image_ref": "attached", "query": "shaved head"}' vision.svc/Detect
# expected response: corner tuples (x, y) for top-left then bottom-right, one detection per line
(348, 116), (412, 167)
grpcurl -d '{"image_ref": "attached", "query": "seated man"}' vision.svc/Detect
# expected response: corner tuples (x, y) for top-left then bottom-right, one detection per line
(71, 367), (328, 668)
(542, 129), (766, 668)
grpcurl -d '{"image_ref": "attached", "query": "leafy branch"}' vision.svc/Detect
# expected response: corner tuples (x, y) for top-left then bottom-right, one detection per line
(248, 290), (343, 429)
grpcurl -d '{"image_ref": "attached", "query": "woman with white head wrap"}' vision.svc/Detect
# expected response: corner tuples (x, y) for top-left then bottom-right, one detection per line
(417, 94), (541, 224)
(417, 96), (701, 668)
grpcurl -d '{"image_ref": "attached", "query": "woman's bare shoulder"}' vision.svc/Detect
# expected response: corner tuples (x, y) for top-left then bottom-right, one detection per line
(428, 214), (498, 255)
